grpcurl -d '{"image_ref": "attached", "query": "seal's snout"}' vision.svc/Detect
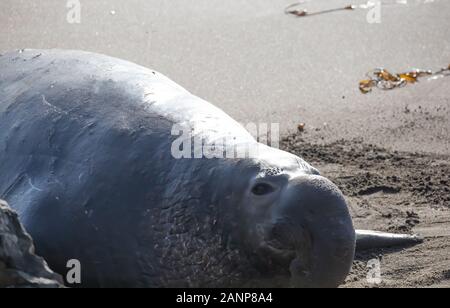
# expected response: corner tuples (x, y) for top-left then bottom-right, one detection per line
(273, 175), (356, 288)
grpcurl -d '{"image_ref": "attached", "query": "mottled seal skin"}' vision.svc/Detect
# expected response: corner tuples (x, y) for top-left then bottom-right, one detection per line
(0, 49), (357, 288)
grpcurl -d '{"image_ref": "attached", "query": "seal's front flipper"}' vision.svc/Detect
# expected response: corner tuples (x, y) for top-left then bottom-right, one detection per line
(355, 229), (423, 251)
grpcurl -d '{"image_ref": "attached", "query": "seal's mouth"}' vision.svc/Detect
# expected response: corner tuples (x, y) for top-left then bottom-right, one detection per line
(258, 239), (314, 288)
(261, 239), (297, 262)
(256, 222), (319, 287)
(256, 223), (298, 264)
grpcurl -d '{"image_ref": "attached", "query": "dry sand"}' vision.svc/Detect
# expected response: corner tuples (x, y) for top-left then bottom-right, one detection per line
(1, 0), (449, 287)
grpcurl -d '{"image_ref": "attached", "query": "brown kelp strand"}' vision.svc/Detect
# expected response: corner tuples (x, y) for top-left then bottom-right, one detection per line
(359, 64), (450, 94)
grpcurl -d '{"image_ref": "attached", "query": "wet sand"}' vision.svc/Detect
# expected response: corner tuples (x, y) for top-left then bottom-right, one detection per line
(282, 135), (450, 287)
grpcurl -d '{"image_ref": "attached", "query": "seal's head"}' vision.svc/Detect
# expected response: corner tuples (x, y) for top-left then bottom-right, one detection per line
(230, 145), (355, 288)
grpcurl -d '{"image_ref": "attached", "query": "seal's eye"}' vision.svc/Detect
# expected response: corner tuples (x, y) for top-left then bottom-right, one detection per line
(251, 183), (275, 196)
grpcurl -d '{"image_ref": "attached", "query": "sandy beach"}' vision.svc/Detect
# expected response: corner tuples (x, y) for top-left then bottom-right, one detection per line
(1, 0), (449, 287)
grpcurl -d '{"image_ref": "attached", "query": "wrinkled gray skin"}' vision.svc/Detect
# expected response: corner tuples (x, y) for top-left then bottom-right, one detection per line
(0, 50), (419, 288)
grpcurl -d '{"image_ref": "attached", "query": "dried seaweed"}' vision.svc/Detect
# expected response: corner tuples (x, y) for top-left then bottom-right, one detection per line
(285, 1), (441, 19)
(285, 2), (355, 18)
(359, 65), (449, 94)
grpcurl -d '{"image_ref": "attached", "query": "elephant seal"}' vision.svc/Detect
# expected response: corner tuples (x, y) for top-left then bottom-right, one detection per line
(0, 49), (420, 288)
